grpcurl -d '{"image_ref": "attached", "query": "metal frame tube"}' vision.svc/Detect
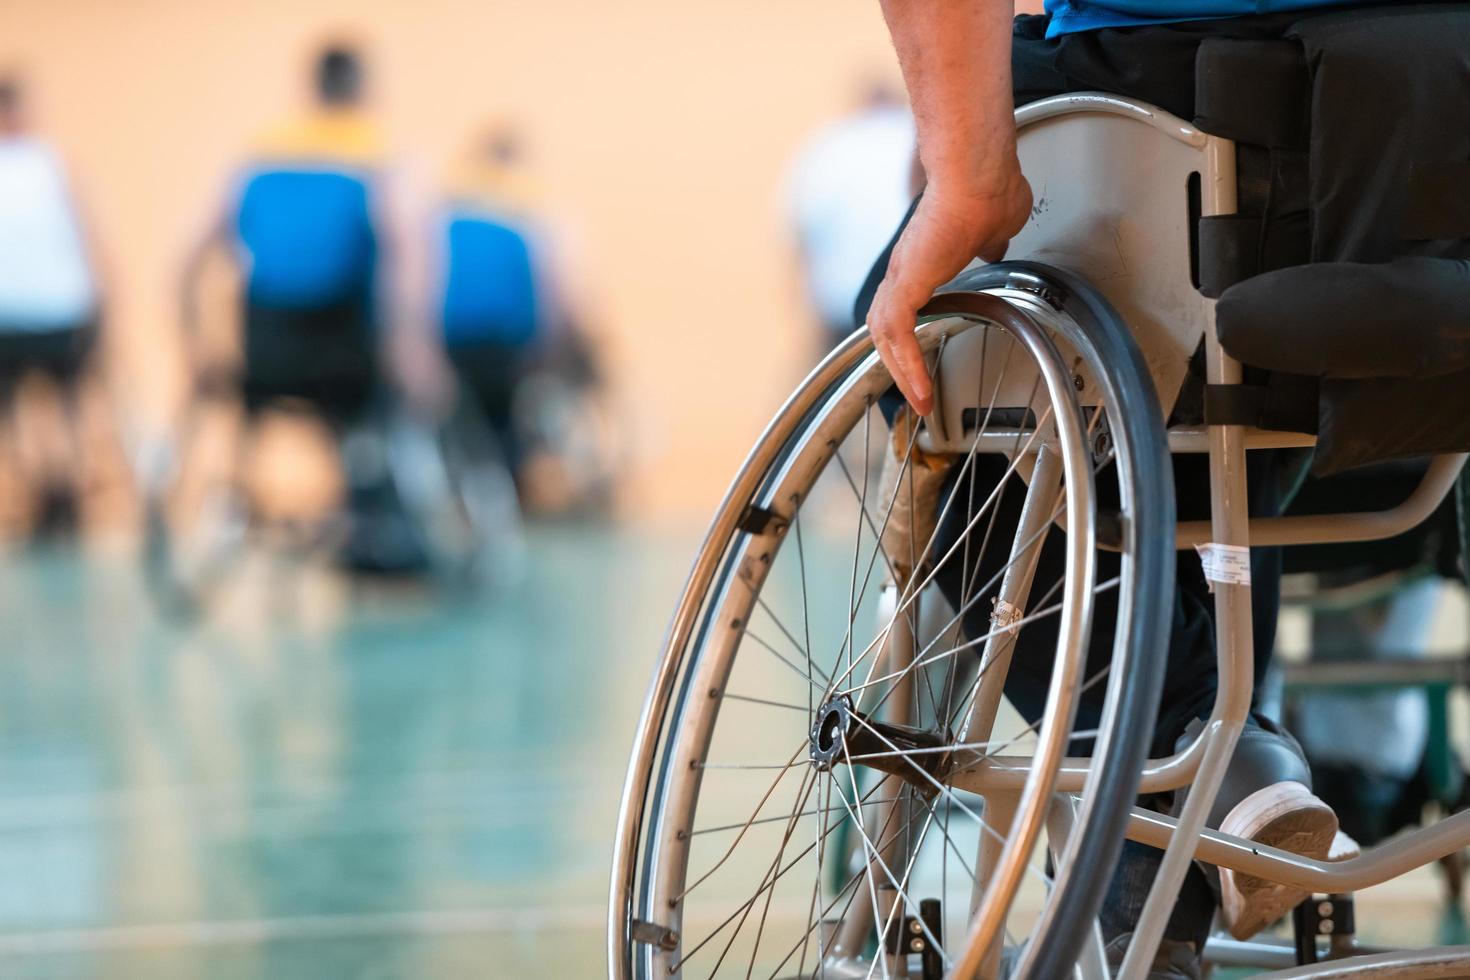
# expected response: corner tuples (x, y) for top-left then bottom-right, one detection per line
(1167, 427), (1318, 453)
(962, 446), (1064, 747)
(962, 448), (1062, 979)
(1128, 806), (1470, 894)
(1245, 944), (1470, 978)
(1117, 293), (1255, 980)
(1177, 454), (1466, 549)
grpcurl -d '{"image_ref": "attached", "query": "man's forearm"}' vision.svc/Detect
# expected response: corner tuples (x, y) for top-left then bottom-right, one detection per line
(869, 0), (1030, 415)
(878, 0), (1018, 197)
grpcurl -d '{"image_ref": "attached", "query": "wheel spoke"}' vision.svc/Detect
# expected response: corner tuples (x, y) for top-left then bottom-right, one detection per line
(847, 491), (1082, 717)
(676, 741), (809, 903)
(797, 774), (829, 980)
(965, 663), (1115, 766)
(672, 769), (901, 972)
(765, 781), (937, 980)
(843, 401), (873, 679)
(691, 795), (894, 838)
(850, 573), (1119, 705)
(710, 768), (819, 979)
(830, 403), (924, 689)
(701, 767), (819, 978)
(720, 692), (811, 712)
(830, 395), (1054, 703)
(753, 598), (832, 688)
(846, 711), (1053, 888)
(835, 750), (895, 980)
(743, 624), (830, 691)
(794, 505), (815, 719)
(870, 796), (950, 976)
(830, 750), (949, 975)
(834, 453), (912, 623)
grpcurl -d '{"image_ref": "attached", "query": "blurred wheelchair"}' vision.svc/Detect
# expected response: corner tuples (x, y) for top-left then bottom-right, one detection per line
(140, 159), (521, 617)
(436, 183), (625, 521)
(611, 8), (1470, 978)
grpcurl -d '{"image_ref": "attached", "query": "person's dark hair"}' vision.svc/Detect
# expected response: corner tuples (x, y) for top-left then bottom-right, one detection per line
(483, 125), (522, 166)
(0, 75), (20, 115)
(315, 46), (362, 106)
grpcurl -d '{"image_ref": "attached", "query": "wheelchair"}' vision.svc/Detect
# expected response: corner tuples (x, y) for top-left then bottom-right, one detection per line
(610, 21), (1470, 980)
(140, 300), (523, 617)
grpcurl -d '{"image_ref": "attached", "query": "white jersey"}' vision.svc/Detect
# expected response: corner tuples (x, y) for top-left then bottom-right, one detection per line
(785, 105), (916, 331)
(0, 136), (96, 330)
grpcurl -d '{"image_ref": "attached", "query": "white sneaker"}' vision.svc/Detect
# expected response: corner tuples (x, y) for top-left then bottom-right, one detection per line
(1218, 780), (1338, 940)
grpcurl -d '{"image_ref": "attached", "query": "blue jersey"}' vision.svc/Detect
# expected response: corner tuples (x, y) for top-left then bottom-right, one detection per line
(1043, 0), (1381, 36)
(233, 112), (382, 311)
(439, 207), (541, 350)
(236, 167), (377, 309)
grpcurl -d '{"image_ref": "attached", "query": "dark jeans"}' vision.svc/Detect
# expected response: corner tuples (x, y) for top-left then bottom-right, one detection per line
(1012, 4), (1470, 266)
(448, 341), (528, 476)
(0, 321), (96, 403)
(243, 300), (378, 428)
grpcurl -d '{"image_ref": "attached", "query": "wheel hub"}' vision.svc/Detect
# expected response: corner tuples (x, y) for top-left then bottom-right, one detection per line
(808, 695), (953, 791)
(808, 696), (854, 771)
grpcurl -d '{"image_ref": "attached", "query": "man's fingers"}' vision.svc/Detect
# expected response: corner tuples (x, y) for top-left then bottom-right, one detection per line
(872, 316), (933, 416)
(889, 329), (933, 415)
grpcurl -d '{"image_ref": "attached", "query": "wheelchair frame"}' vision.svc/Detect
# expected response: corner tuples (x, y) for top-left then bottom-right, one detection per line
(609, 93), (1470, 979)
(925, 95), (1470, 978)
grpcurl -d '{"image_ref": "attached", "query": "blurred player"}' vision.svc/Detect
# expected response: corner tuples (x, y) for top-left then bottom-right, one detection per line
(209, 43), (385, 428)
(430, 124), (622, 519)
(152, 43), (431, 598)
(785, 79), (916, 356)
(0, 74), (105, 537)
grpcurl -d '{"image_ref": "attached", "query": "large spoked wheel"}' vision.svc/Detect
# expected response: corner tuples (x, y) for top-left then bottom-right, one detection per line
(611, 263), (1175, 980)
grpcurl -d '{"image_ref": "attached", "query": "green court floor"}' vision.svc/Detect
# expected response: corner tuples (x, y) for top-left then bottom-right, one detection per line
(0, 526), (685, 979)
(0, 527), (1464, 978)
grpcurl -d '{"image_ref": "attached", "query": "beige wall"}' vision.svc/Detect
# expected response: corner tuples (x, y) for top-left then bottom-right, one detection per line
(4, 0), (1039, 523)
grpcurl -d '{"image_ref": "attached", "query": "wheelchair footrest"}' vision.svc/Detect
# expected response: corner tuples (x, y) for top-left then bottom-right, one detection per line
(883, 897), (944, 980)
(1292, 892), (1356, 965)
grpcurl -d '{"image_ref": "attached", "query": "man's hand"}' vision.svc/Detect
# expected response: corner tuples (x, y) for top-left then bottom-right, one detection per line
(874, 0), (1025, 415)
(867, 169), (1031, 414)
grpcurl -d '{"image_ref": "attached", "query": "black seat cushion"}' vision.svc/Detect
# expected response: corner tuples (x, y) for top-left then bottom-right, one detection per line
(1217, 257), (1470, 379)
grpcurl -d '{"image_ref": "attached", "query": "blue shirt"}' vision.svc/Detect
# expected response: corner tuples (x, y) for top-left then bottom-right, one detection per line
(233, 112), (383, 311)
(1043, 0), (1375, 37)
(438, 205), (542, 349)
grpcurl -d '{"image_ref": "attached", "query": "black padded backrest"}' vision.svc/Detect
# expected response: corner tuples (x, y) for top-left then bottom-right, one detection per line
(1191, 38), (1315, 297)
(1192, 3), (1470, 280)
(1194, 38), (1309, 150)
(1199, 3), (1470, 473)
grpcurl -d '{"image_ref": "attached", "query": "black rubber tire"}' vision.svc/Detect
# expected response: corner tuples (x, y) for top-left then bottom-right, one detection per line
(948, 261), (1176, 980)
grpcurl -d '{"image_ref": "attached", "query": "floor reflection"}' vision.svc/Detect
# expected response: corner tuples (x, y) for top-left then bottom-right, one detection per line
(0, 526), (686, 978)
(0, 530), (1460, 978)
